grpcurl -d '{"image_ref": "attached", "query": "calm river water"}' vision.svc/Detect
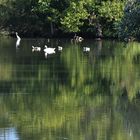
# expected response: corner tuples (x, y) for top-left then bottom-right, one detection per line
(0, 37), (140, 140)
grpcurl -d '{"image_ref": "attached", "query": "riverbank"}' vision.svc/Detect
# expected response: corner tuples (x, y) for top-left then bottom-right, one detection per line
(0, 29), (10, 36)
(0, 29), (137, 42)
(0, 29), (112, 41)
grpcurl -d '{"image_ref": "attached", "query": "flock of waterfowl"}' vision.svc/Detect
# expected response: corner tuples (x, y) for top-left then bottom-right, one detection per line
(16, 32), (90, 58)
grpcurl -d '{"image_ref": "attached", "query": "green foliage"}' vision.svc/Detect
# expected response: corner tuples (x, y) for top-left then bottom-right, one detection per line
(97, 1), (125, 37)
(36, 0), (60, 22)
(118, 0), (140, 39)
(0, 0), (129, 38)
(0, 0), (40, 35)
(49, 0), (70, 12)
(0, 5), (9, 27)
(98, 1), (124, 22)
(60, 1), (89, 32)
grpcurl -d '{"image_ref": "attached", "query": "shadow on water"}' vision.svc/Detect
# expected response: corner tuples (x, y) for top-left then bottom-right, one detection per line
(0, 37), (140, 139)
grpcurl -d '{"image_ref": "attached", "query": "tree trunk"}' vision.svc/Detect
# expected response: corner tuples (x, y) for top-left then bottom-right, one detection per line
(96, 23), (102, 39)
(50, 22), (54, 36)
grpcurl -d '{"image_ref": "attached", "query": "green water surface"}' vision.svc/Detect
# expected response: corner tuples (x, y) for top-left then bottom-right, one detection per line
(0, 37), (140, 140)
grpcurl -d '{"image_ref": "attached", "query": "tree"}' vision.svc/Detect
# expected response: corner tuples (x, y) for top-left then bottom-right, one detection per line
(118, 0), (140, 39)
(81, 0), (126, 38)
(1, 0), (39, 35)
(0, 0), (127, 38)
(97, 0), (126, 37)
(60, 1), (89, 33)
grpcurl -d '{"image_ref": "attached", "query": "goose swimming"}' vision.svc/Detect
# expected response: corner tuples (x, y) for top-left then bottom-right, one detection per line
(58, 46), (63, 51)
(44, 45), (55, 54)
(83, 47), (90, 52)
(32, 46), (41, 52)
(74, 34), (84, 42)
(76, 36), (83, 42)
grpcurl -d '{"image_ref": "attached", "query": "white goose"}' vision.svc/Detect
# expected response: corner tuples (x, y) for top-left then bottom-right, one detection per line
(32, 46), (41, 52)
(16, 32), (21, 47)
(83, 47), (90, 52)
(58, 46), (63, 51)
(76, 36), (83, 42)
(44, 45), (55, 54)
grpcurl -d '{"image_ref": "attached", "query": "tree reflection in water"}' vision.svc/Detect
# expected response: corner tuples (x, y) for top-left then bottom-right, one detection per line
(0, 38), (140, 140)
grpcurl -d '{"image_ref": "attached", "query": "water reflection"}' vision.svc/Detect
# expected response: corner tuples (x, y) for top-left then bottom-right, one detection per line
(0, 37), (140, 140)
(0, 128), (19, 140)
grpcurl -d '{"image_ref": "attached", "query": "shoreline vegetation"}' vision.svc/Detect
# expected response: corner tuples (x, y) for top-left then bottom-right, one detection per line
(0, 0), (139, 41)
(0, 29), (135, 43)
(0, 30), (116, 42)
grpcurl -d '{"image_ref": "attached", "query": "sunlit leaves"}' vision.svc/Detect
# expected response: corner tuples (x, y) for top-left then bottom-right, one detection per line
(60, 1), (89, 32)
(98, 1), (125, 22)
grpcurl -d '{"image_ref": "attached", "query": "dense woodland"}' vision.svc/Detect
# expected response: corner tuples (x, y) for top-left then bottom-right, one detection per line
(0, 0), (140, 39)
